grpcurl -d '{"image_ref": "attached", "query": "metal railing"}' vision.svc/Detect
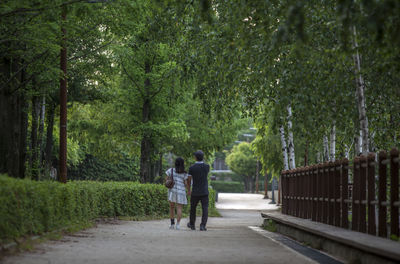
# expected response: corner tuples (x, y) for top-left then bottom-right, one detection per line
(281, 148), (400, 239)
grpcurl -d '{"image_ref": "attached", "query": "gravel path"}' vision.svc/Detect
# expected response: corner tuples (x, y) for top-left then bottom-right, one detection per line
(2, 194), (315, 264)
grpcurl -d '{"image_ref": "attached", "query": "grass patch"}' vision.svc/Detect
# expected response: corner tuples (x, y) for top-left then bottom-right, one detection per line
(263, 219), (277, 232)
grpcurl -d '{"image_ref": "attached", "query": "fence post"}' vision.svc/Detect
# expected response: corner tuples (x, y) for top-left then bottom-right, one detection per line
(281, 171), (284, 214)
(327, 162), (334, 225)
(312, 165), (317, 221)
(299, 168), (304, 218)
(367, 153), (376, 235)
(334, 161), (341, 227)
(353, 157), (360, 231)
(284, 171), (288, 215)
(289, 170), (293, 216)
(378, 151), (387, 238)
(390, 148), (399, 238)
(319, 163), (324, 223)
(359, 155), (367, 233)
(323, 162), (329, 224)
(318, 164), (323, 223)
(341, 158), (349, 228)
(302, 167), (306, 218)
(295, 169), (300, 218)
(307, 166), (312, 219)
(302, 167), (308, 219)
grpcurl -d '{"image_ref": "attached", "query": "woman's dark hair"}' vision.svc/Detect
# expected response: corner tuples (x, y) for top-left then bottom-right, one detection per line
(175, 157), (185, 173)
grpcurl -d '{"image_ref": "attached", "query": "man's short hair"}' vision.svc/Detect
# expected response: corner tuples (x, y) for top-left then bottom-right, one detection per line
(194, 150), (204, 161)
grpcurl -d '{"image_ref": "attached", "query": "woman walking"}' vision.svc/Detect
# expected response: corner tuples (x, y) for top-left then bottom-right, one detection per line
(166, 157), (191, 230)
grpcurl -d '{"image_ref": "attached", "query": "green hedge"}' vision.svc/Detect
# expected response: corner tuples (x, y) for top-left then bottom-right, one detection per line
(0, 175), (216, 243)
(211, 181), (244, 193)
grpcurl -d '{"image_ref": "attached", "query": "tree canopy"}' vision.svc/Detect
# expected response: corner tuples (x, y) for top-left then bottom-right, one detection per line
(1, 0), (399, 182)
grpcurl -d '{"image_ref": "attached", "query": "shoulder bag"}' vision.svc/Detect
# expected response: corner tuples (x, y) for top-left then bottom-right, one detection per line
(165, 168), (175, 189)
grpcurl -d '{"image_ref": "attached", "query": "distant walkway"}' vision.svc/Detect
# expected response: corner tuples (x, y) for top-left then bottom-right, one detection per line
(216, 193), (280, 210)
(3, 194), (317, 264)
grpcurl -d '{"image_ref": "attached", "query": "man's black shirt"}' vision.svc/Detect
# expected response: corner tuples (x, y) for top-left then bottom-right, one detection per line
(188, 162), (210, 196)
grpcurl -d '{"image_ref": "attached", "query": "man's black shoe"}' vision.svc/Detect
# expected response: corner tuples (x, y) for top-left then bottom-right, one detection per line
(200, 225), (207, 231)
(187, 222), (195, 230)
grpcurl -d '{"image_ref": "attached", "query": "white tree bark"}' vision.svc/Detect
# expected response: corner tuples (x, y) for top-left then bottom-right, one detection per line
(317, 152), (321, 163)
(352, 26), (369, 154)
(286, 105), (296, 169)
(344, 144), (350, 159)
(279, 125), (289, 171)
(354, 130), (362, 156)
(323, 135), (329, 161)
(329, 124), (336, 161)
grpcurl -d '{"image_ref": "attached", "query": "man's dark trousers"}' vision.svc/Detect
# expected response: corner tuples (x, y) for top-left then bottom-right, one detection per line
(190, 195), (209, 226)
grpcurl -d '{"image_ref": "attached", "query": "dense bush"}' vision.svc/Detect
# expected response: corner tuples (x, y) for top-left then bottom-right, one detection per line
(0, 175), (216, 243)
(211, 171), (241, 182)
(68, 154), (140, 182)
(211, 181), (244, 193)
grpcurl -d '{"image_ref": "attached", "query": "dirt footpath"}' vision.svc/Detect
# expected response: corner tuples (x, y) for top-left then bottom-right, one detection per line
(2, 195), (314, 264)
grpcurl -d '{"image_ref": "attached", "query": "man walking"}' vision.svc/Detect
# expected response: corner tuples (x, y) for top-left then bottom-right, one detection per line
(187, 150), (210, 231)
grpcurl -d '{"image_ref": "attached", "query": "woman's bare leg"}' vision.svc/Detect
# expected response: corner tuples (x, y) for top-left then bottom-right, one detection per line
(169, 202), (175, 220)
(176, 204), (183, 224)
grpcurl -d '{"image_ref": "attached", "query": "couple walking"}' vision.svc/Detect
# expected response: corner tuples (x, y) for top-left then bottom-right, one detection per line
(165, 150), (209, 231)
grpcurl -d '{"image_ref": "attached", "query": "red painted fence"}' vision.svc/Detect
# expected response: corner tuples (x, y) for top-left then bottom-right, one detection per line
(281, 149), (400, 239)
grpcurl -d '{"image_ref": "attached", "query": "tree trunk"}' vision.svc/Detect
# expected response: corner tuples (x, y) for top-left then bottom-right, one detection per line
(139, 59), (152, 183)
(344, 144), (350, 159)
(38, 96), (46, 176)
(249, 175), (254, 193)
(352, 26), (369, 154)
(279, 125), (289, 171)
(323, 135), (329, 162)
(329, 124), (336, 161)
(286, 105), (296, 169)
(19, 93), (28, 179)
(158, 152), (163, 182)
(255, 159), (260, 193)
(264, 172), (269, 199)
(140, 99), (151, 183)
(354, 130), (362, 156)
(18, 66), (28, 179)
(45, 102), (55, 177)
(243, 176), (249, 192)
(0, 57), (28, 178)
(30, 94), (40, 180)
(317, 152), (321, 163)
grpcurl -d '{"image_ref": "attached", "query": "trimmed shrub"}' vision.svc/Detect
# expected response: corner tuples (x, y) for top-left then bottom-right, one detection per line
(211, 171), (241, 182)
(211, 181), (244, 193)
(0, 175), (216, 243)
(0, 176), (160, 241)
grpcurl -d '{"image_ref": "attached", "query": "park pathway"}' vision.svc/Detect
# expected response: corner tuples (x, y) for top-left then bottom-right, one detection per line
(2, 194), (323, 264)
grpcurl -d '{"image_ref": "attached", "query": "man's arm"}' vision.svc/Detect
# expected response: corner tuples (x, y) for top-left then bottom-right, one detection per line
(186, 175), (192, 196)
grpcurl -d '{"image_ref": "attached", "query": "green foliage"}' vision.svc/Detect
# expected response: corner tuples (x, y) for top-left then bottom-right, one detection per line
(225, 142), (258, 192)
(225, 142), (257, 180)
(252, 121), (283, 178)
(211, 181), (244, 193)
(263, 219), (277, 233)
(0, 174), (217, 243)
(390, 234), (399, 242)
(0, 174), (165, 242)
(68, 154), (139, 182)
(211, 171), (240, 182)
